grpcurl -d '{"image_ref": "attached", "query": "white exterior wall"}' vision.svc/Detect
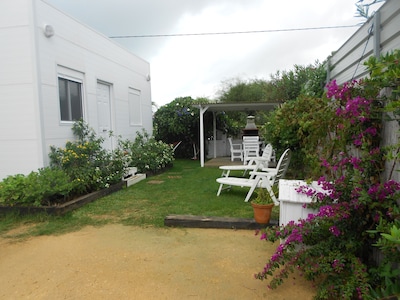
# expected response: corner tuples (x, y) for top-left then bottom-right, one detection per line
(0, 0), (44, 179)
(0, 0), (152, 180)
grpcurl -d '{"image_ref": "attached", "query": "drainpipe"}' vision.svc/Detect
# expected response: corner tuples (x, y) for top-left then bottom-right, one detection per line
(31, 0), (47, 169)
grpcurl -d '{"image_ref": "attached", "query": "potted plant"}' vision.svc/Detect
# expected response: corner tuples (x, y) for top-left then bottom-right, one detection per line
(251, 187), (277, 224)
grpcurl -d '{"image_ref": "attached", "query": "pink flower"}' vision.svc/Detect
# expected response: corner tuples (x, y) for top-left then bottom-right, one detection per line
(329, 226), (341, 237)
(364, 127), (377, 136)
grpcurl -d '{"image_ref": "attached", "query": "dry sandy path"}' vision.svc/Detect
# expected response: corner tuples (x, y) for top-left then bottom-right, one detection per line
(0, 224), (315, 299)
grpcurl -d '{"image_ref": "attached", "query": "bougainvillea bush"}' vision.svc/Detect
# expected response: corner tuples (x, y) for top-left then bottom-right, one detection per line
(256, 51), (400, 299)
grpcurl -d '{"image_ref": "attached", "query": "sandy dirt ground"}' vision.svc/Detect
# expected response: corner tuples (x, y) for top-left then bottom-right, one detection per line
(0, 224), (315, 299)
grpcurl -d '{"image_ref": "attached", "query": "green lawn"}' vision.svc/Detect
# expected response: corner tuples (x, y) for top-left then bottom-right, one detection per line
(0, 159), (278, 239)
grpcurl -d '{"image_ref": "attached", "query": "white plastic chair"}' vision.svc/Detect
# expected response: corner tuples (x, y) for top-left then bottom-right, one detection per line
(228, 137), (243, 162)
(216, 149), (291, 203)
(218, 143), (274, 179)
(242, 136), (260, 164)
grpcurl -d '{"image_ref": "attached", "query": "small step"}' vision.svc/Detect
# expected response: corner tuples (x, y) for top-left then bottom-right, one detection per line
(124, 173), (146, 187)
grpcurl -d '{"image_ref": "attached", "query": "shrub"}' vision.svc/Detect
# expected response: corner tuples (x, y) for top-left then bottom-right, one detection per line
(122, 129), (174, 174)
(260, 95), (336, 178)
(153, 97), (200, 158)
(0, 167), (73, 206)
(0, 174), (27, 205)
(1, 121), (170, 207)
(49, 120), (129, 195)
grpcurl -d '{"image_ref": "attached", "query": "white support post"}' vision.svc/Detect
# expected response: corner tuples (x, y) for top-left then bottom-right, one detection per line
(199, 105), (209, 167)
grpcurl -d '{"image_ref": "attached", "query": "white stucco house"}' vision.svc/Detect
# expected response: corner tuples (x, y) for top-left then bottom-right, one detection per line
(0, 0), (153, 180)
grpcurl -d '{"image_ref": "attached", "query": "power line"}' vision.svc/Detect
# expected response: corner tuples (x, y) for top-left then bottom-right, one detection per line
(109, 24), (360, 39)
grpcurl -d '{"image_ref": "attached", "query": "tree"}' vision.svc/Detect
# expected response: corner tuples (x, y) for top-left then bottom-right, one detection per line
(153, 97), (200, 158)
(216, 78), (279, 131)
(217, 62), (326, 104)
(217, 78), (270, 103)
(268, 61), (326, 101)
(154, 96), (247, 158)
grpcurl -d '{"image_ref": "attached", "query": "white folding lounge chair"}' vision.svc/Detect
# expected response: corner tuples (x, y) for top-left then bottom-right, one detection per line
(228, 137), (243, 162)
(218, 143), (274, 179)
(216, 149), (291, 203)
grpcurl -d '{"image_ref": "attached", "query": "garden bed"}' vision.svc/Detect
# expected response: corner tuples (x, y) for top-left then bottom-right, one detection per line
(0, 181), (125, 216)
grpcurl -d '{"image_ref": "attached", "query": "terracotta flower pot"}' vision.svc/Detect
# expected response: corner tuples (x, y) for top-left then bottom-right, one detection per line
(251, 202), (274, 224)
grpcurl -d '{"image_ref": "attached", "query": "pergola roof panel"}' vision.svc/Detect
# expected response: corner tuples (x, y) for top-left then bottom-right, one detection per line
(194, 102), (279, 112)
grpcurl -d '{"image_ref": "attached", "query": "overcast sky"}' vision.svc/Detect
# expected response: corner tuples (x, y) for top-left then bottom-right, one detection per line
(44, 0), (380, 108)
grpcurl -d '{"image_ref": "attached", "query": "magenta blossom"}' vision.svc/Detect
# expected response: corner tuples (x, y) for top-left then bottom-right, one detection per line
(329, 226), (341, 237)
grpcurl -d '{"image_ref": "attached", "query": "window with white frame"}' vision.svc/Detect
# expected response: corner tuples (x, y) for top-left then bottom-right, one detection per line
(58, 77), (83, 121)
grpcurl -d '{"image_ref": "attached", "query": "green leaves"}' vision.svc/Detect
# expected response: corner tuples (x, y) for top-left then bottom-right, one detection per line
(0, 174), (27, 204)
(124, 129), (174, 174)
(153, 97), (201, 158)
(381, 224), (400, 245)
(261, 95), (335, 178)
(0, 168), (73, 206)
(49, 120), (130, 195)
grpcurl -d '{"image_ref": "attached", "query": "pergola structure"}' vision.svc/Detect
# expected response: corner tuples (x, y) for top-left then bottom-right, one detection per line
(193, 102), (279, 167)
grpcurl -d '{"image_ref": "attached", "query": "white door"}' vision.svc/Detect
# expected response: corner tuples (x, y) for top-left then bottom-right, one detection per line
(96, 82), (112, 150)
